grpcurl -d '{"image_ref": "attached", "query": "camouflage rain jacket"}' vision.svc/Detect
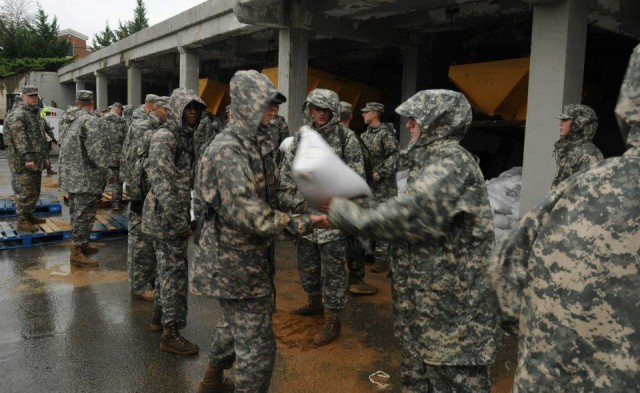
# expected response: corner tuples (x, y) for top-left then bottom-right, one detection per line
(141, 89), (204, 240)
(3, 102), (47, 174)
(488, 44), (640, 392)
(98, 112), (127, 168)
(279, 88), (365, 244)
(551, 104), (603, 187)
(121, 112), (163, 199)
(58, 106), (110, 194)
(192, 70), (313, 299)
(329, 90), (498, 365)
(360, 122), (399, 200)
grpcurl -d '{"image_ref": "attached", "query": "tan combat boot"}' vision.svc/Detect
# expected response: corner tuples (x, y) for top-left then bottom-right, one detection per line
(290, 295), (324, 317)
(149, 308), (163, 332)
(371, 257), (389, 273)
(46, 168), (57, 176)
(70, 244), (99, 267)
(313, 309), (341, 346)
(17, 218), (39, 232)
(196, 364), (235, 393)
(27, 216), (46, 224)
(160, 323), (199, 356)
(80, 243), (99, 255)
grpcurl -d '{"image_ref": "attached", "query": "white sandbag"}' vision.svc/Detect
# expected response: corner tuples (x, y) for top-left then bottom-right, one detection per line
(396, 169), (409, 195)
(292, 126), (372, 207)
(494, 228), (510, 241)
(279, 136), (294, 153)
(492, 213), (514, 230)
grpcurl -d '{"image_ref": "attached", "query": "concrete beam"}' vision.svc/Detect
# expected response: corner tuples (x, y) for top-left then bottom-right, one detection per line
(127, 64), (142, 106)
(278, 28), (308, 134)
(94, 71), (108, 110)
(520, 0), (588, 213)
(399, 46), (418, 148)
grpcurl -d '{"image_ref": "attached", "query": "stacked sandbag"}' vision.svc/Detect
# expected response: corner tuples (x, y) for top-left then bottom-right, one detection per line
(486, 167), (522, 240)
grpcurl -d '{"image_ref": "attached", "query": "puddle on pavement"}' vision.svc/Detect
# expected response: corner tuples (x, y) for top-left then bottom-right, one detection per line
(23, 264), (127, 288)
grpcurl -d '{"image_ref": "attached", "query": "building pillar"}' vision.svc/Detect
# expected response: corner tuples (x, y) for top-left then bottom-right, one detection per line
(278, 28), (308, 134)
(74, 79), (86, 93)
(179, 47), (200, 92)
(127, 63), (142, 106)
(520, 0), (587, 213)
(400, 46), (418, 148)
(94, 71), (108, 111)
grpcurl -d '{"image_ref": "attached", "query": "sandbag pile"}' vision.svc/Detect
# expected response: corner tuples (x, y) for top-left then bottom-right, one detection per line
(292, 126), (371, 208)
(486, 167), (522, 240)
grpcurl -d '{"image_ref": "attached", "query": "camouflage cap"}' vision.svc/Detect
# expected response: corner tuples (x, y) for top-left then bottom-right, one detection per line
(361, 102), (384, 113)
(557, 104), (598, 137)
(22, 85), (39, 96)
(109, 102), (124, 110)
(154, 96), (171, 109)
(338, 101), (352, 117)
(145, 94), (159, 103)
(76, 90), (94, 102)
(305, 88), (339, 112)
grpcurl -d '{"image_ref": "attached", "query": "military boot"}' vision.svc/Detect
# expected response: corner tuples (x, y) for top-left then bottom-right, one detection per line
(17, 218), (39, 232)
(46, 168), (57, 176)
(80, 243), (99, 255)
(313, 309), (341, 346)
(196, 364), (235, 393)
(348, 278), (378, 296)
(70, 245), (99, 267)
(160, 323), (199, 356)
(27, 216), (46, 224)
(112, 202), (123, 211)
(149, 308), (163, 332)
(290, 295), (323, 317)
(371, 257), (389, 273)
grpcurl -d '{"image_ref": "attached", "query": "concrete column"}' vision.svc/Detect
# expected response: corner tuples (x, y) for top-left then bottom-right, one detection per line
(94, 71), (108, 111)
(520, 0), (587, 213)
(179, 47), (200, 92)
(127, 64), (142, 106)
(74, 79), (86, 93)
(400, 46), (418, 148)
(278, 28), (308, 134)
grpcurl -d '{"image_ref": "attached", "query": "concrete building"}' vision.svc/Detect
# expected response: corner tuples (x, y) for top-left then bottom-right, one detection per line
(51, 0), (639, 212)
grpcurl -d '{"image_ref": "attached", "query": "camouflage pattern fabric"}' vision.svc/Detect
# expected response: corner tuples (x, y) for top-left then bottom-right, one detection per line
(58, 106), (110, 194)
(360, 122), (399, 201)
(208, 297), (276, 392)
(297, 238), (348, 310)
(268, 114), (290, 168)
(127, 209), (156, 296)
(551, 104), (603, 187)
(152, 237), (188, 327)
(345, 237), (365, 281)
(98, 112), (127, 203)
(401, 352), (491, 393)
(193, 112), (223, 164)
(329, 90), (498, 378)
(68, 193), (100, 246)
(3, 101), (47, 219)
(121, 112), (162, 200)
(488, 44), (640, 392)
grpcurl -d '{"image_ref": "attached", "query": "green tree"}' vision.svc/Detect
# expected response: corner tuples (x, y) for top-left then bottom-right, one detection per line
(29, 9), (71, 57)
(129, 0), (149, 33)
(91, 0), (149, 51)
(89, 22), (116, 51)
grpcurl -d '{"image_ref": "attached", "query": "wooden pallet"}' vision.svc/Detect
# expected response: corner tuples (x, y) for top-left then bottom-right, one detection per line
(0, 194), (62, 218)
(89, 214), (129, 241)
(63, 191), (130, 207)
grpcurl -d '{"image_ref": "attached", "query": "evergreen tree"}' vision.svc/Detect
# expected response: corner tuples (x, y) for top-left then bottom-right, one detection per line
(129, 0), (149, 34)
(90, 22), (116, 51)
(114, 20), (130, 40)
(91, 0), (149, 50)
(30, 9), (71, 57)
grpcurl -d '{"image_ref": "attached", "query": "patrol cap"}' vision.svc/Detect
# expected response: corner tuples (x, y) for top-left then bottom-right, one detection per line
(154, 96), (171, 109)
(22, 85), (39, 96)
(145, 94), (159, 103)
(361, 102), (384, 113)
(338, 101), (352, 117)
(76, 90), (94, 102)
(556, 112), (572, 120)
(268, 91), (287, 105)
(109, 102), (124, 110)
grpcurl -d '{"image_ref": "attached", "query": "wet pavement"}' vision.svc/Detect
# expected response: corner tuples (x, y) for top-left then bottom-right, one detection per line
(0, 150), (516, 392)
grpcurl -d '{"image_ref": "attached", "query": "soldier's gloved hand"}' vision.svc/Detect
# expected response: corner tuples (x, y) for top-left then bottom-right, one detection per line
(180, 227), (193, 239)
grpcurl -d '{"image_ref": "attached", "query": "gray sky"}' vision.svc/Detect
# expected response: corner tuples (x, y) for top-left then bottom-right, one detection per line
(35, 0), (206, 44)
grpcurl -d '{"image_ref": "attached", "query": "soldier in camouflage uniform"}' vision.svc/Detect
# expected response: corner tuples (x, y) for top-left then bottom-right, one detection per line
(488, 43), (640, 393)
(3, 85), (48, 232)
(551, 104), (603, 187)
(98, 102), (127, 210)
(361, 102), (399, 273)
(279, 89), (365, 346)
(193, 69), (323, 393)
(337, 101), (377, 296)
(59, 90), (112, 268)
(141, 88), (205, 356)
(130, 94), (158, 126)
(121, 96), (165, 302)
(328, 90), (498, 391)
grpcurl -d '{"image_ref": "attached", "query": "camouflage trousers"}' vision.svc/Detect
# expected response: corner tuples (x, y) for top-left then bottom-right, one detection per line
(68, 193), (100, 246)
(345, 236), (365, 281)
(209, 296), (276, 393)
(296, 238), (347, 310)
(127, 208), (156, 296)
(109, 168), (123, 204)
(152, 237), (188, 327)
(11, 171), (41, 219)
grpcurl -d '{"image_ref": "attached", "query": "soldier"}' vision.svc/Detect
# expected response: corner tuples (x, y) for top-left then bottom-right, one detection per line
(141, 88), (205, 356)
(551, 104), (603, 187)
(360, 102), (399, 273)
(121, 95), (165, 302)
(193, 69), (325, 393)
(488, 44), (640, 391)
(58, 90), (112, 267)
(279, 89), (365, 346)
(327, 90), (498, 391)
(130, 94), (158, 125)
(4, 85), (48, 232)
(98, 102), (127, 210)
(337, 101), (377, 296)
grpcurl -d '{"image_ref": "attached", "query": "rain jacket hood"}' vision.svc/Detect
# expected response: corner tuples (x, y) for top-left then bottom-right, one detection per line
(168, 87), (206, 133)
(558, 104), (598, 143)
(616, 43), (640, 151)
(228, 70), (285, 137)
(302, 88), (340, 133)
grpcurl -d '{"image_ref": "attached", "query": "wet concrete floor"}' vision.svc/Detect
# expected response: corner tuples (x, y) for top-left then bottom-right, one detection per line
(0, 150), (516, 392)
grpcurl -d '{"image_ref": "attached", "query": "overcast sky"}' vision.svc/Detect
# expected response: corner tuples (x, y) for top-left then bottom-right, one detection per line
(34, 0), (206, 44)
